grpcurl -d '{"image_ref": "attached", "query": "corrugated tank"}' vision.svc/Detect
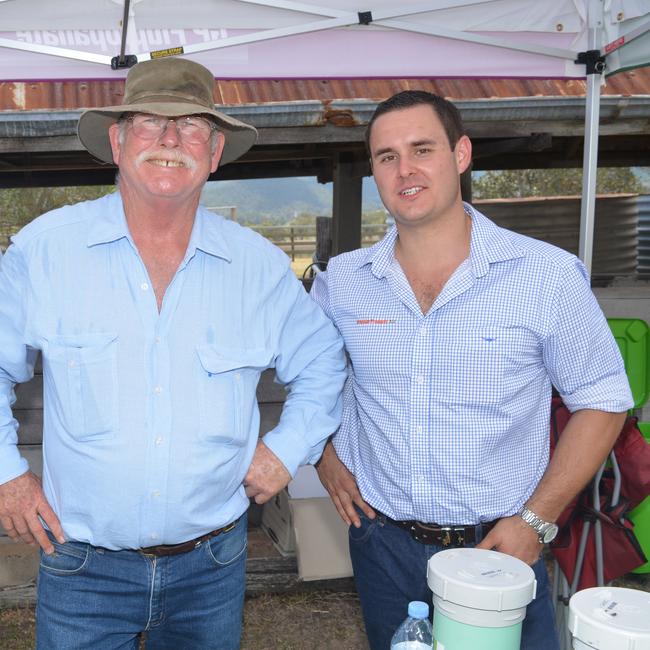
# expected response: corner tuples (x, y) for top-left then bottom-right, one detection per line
(475, 195), (638, 278)
(638, 194), (650, 276)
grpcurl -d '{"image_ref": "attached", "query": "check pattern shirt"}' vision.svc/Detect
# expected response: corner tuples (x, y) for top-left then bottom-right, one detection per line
(311, 204), (632, 525)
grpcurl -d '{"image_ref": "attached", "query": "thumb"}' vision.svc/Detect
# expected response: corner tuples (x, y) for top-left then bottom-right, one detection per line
(476, 528), (498, 551)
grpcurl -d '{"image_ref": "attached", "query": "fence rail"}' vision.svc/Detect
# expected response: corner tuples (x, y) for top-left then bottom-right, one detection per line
(0, 223), (389, 259)
(251, 223), (387, 260)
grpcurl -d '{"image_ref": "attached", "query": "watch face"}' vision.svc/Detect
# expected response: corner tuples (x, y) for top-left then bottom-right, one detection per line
(542, 523), (559, 544)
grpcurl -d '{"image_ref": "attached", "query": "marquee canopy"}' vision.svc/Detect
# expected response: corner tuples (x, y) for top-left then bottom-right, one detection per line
(0, 0), (649, 271)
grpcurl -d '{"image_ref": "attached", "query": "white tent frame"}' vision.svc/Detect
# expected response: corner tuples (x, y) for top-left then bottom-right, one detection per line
(1, 1), (648, 273)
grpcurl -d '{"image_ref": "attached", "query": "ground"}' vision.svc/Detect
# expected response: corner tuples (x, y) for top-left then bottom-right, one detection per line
(0, 590), (368, 650)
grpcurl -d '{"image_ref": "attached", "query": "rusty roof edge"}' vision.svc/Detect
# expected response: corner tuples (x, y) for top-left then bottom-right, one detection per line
(1, 95), (650, 136)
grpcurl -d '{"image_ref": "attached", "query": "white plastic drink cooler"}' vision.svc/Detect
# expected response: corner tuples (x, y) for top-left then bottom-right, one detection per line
(569, 587), (650, 649)
(427, 548), (537, 650)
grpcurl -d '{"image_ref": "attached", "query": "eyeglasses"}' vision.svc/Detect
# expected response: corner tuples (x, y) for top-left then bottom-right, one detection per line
(124, 113), (217, 144)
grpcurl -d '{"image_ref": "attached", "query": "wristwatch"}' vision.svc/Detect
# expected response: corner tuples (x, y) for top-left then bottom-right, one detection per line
(518, 506), (559, 544)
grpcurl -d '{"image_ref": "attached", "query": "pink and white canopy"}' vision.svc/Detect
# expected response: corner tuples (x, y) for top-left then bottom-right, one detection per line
(0, 0), (647, 81)
(0, 0), (648, 272)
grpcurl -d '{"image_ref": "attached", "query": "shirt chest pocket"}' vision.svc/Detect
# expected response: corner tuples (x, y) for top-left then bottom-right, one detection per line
(196, 345), (273, 445)
(431, 327), (540, 406)
(44, 333), (119, 440)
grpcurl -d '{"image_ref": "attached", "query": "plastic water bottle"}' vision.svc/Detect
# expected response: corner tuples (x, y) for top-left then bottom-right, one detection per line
(390, 601), (433, 650)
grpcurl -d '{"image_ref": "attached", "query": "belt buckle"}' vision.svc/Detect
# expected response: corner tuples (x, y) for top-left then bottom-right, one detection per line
(441, 526), (466, 548)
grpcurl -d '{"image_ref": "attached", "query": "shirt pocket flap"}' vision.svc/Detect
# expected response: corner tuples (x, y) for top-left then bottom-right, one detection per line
(196, 344), (273, 374)
(48, 332), (118, 355)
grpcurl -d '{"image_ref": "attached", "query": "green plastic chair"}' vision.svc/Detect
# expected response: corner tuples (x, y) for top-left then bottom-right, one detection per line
(629, 422), (650, 574)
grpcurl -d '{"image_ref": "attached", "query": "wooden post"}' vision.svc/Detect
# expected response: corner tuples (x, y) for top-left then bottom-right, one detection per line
(315, 216), (332, 268)
(331, 153), (367, 255)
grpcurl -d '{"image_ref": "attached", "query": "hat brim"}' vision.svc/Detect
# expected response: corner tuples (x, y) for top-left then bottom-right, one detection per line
(78, 102), (257, 166)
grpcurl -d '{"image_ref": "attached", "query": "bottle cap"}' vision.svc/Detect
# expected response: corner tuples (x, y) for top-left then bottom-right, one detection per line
(408, 601), (429, 619)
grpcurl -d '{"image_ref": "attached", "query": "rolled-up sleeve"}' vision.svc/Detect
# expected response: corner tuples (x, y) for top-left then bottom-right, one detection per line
(261, 270), (346, 475)
(0, 244), (35, 484)
(543, 258), (633, 413)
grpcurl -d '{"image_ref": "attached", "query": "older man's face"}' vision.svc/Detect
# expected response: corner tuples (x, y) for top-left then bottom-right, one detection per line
(108, 113), (224, 205)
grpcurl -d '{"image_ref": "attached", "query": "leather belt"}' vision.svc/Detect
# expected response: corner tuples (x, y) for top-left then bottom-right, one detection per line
(381, 513), (496, 547)
(138, 519), (239, 557)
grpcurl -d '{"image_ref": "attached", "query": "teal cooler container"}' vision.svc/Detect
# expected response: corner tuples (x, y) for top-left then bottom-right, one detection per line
(427, 548), (536, 650)
(569, 587), (650, 649)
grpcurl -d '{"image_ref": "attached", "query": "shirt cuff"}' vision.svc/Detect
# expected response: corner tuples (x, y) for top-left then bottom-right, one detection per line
(0, 447), (29, 485)
(561, 372), (635, 414)
(261, 428), (315, 477)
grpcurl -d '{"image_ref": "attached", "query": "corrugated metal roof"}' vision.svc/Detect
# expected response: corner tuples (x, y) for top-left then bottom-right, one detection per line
(1, 68), (649, 111)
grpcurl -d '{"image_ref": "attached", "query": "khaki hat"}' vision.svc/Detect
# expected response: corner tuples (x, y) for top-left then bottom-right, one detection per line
(78, 57), (257, 165)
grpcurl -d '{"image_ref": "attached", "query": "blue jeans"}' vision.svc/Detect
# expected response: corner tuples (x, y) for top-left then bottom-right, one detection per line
(36, 516), (247, 649)
(349, 511), (560, 650)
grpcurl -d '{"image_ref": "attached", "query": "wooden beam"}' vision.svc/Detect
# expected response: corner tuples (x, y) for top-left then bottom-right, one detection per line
(331, 153), (367, 255)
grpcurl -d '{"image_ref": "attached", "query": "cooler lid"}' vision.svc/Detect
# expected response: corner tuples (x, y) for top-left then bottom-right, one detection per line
(569, 587), (650, 650)
(426, 548), (536, 612)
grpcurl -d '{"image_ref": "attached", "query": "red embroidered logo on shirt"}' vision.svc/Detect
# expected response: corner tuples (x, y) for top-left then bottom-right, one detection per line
(356, 319), (395, 325)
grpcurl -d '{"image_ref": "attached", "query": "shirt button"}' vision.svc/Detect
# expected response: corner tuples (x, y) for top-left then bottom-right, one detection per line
(419, 475), (426, 483)
(155, 437), (163, 445)
(415, 375), (425, 385)
(152, 490), (160, 498)
(154, 336), (161, 344)
(419, 327), (427, 336)
(150, 533), (158, 540)
(154, 386), (162, 394)
(68, 360), (76, 368)
(141, 282), (149, 291)
(415, 426), (423, 434)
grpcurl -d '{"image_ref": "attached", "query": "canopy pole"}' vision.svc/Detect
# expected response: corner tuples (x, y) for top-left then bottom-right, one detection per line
(578, 66), (602, 275)
(577, 3), (605, 276)
(118, 0), (132, 66)
(111, 0), (137, 69)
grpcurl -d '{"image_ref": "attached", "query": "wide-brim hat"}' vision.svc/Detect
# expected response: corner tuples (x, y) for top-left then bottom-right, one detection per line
(78, 57), (257, 165)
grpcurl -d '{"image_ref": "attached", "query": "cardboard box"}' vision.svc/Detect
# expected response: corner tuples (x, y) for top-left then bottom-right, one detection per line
(261, 465), (354, 580)
(287, 464), (330, 499)
(290, 496), (353, 581)
(261, 488), (296, 555)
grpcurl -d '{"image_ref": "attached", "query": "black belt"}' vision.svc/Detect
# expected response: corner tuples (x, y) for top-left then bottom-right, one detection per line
(380, 513), (496, 547)
(138, 519), (239, 557)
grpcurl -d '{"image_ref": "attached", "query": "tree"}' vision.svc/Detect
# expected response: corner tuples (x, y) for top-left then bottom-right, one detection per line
(0, 186), (114, 247)
(472, 167), (643, 200)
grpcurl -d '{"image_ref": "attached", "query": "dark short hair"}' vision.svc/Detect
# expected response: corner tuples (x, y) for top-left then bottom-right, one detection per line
(365, 90), (465, 154)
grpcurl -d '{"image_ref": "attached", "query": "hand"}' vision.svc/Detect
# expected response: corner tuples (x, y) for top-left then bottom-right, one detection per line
(244, 441), (291, 505)
(475, 515), (542, 565)
(0, 471), (64, 554)
(315, 440), (375, 528)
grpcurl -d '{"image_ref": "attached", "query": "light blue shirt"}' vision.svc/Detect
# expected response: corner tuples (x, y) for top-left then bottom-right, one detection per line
(0, 191), (346, 549)
(311, 204), (633, 525)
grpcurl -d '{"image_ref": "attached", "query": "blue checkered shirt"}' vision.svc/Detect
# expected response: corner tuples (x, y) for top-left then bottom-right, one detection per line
(311, 204), (633, 525)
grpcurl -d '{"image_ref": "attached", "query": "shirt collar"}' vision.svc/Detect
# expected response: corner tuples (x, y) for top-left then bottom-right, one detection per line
(355, 203), (526, 279)
(86, 191), (130, 247)
(465, 202), (526, 277)
(86, 193), (232, 262)
(186, 206), (232, 262)
(354, 225), (398, 279)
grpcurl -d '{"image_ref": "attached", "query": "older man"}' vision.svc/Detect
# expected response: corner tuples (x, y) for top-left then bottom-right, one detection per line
(312, 90), (632, 650)
(0, 58), (346, 649)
